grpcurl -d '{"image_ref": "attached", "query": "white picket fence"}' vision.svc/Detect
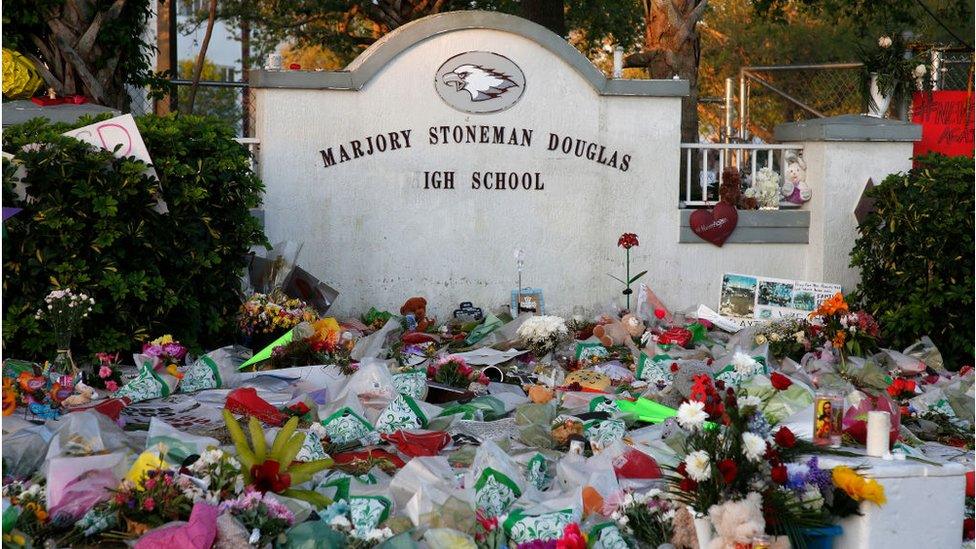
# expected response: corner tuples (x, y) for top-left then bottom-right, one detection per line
(680, 143), (804, 207)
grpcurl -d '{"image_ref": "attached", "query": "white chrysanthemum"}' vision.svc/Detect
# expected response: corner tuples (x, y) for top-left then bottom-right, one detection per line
(742, 432), (766, 462)
(878, 35), (892, 48)
(329, 515), (352, 529)
(738, 395), (762, 409)
(685, 450), (712, 482)
(732, 351), (759, 374)
(676, 401), (708, 430)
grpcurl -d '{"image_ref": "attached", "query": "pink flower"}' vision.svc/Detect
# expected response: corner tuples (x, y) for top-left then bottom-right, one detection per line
(144, 478), (157, 490)
(105, 380), (119, 392)
(99, 365), (112, 379)
(142, 497), (156, 511)
(162, 342), (187, 361)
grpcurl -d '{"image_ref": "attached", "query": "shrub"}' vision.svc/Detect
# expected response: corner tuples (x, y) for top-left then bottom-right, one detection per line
(849, 154), (974, 369)
(2, 114), (267, 361)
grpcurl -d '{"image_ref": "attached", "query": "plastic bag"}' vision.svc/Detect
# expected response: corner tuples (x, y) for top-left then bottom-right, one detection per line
(134, 502), (219, 549)
(1, 424), (53, 478)
(45, 410), (132, 462)
(352, 318), (402, 361)
(146, 417), (219, 464)
(466, 440), (527, 518)
(48, 468), (118, 521)
(336, 358), (397, 401)
(179, 345), (247, 393)
(515, 402), (557, 449)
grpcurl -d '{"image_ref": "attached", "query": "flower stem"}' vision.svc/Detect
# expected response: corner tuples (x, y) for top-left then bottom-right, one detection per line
(626, 248), (631, 311)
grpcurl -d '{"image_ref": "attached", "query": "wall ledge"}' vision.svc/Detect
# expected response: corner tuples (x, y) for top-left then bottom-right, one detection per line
(774, 114), (922, 142)
(679, 209), (809, 244)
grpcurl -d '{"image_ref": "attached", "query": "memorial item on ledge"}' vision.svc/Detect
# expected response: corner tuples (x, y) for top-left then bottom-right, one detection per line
(34, 288), (94, 379)
(781, 152), (811, 205)
(84, 352), (124, 393)
(719, 167), (748, 208)
(690, 202), (739, 247)
(1, 49), (44, 99)
(400, 296), (434, 332)
(746, 167), (782, 210)
(609, 232), (646, 311)
(860, 33), (922, 118)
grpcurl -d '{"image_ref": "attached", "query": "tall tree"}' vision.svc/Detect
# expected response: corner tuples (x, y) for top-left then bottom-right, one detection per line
(2, 0), (163, 110)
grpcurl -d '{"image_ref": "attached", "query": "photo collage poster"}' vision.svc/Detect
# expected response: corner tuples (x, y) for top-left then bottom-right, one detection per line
(719, 272), (842, 326)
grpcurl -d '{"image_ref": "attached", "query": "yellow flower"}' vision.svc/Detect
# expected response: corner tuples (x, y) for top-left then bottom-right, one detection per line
(832, 466), (885, 506)
(860, 478), (886, 505)
(151, 334), (174, 345)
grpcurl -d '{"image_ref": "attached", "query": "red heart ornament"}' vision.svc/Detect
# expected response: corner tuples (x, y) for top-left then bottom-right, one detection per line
(689, 202), (738, 247)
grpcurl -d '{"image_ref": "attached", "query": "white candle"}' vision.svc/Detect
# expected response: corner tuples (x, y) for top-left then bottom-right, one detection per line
(866, 410), (891, 457)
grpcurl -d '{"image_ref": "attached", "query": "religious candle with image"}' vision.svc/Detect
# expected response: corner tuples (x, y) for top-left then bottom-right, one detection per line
(813, 391), (844, 447)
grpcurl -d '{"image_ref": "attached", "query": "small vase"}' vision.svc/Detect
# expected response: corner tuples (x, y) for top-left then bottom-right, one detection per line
(867, 72), (893, 118)
(50, 329), (77, 380)
(690, 507), (714, 547)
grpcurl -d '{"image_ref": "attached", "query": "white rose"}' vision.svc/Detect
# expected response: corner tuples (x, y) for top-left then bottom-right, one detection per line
(913, 64), (927, 78)
(878, 36), (892, 48)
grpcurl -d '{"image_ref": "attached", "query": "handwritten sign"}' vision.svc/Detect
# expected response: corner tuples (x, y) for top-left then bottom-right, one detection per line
(719, 272), (841, 326)
(911, 91), (975, 158)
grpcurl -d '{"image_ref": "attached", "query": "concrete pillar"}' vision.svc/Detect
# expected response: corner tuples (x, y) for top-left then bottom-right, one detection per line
(775, 115), (921, 293)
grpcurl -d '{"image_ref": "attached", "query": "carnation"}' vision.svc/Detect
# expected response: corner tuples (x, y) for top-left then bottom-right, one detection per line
(676, 400), (708, 430)
(685, 450), (712, 482)
(742, 432), (766, 462)
(731, 352), (760, 374)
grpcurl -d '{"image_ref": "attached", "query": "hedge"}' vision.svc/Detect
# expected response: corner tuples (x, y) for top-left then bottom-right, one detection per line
(2, 114), (267, 361)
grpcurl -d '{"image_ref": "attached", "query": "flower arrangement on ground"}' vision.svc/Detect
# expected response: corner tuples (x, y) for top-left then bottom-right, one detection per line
(34, 288), (94, 376)
(516, 315), (569, 357)
(86, 352), (124, 393)
(142, 334), (188, 367)
(607, 489), (675, 547)
(220, 489), (296, 547)
(320, 500), (396, 548)
(808, 293), (879, 358)
(753, 318), (811, 361)
(107, 471), (196, 535)
(185, 448), (247, 504)
(239, 292), (317, 344)
(268, 318), (354, 373)
(609, 233), (646, 311)
(745, 167), (781, 209)
(2, 480), (50, 545)
(427, 355), (488, 389)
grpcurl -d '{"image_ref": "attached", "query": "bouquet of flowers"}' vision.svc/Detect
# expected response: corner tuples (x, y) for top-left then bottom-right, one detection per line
(185, 448), (246, 504)
(105, 470), (195, 536)
(808, 293), (880, 358)
(6, 368), (69, 420)
(606, 489), (675, 547)
(268, 318), (354, 373)
(34, 288), (94, 376)
(220, 489), (295, 547)
(239, 293), (318, 342)
(86, 352), (124, 392)
(427, 355), (488, 389)
(142, 335), (188, 367)
(745, 167), (781, 209)
(320, 500), (396, 548)
(860, 33), (925, 114)
(516, 315), (569, 357)
(2, 480), (50, 543)
(754, 318), (811, 361)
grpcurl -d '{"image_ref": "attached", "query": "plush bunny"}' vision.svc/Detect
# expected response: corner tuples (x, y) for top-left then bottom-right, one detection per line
(707, 493), (789, 549)
(781, 152), (810, 205)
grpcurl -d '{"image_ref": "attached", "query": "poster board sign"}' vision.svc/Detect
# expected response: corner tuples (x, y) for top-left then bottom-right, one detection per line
(63, 114), (158, 176)
(719, 272), (841, 326)
(911, 91), (975, 158)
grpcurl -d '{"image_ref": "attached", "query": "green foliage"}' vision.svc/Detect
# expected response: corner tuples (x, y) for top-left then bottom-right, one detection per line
(2, 115), (267, 361)
(849, 154), (974, 369)
(178, 59), (242, 131)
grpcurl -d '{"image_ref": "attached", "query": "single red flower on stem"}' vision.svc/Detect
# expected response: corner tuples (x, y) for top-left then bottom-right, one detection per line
(617, 233), (639, 249)
(774, 426), (797, 448)
(770, 372), (793, 390)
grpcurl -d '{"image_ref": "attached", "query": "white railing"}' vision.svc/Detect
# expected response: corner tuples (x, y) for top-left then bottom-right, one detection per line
(680, 143), (803, 207)
(235, 137), (260, 172)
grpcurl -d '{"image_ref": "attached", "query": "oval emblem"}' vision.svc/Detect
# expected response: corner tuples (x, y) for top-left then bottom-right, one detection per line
(435, 51), (525, 114)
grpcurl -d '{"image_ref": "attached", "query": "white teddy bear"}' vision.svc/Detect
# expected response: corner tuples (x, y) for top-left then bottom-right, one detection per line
(780, 152), (810, 205)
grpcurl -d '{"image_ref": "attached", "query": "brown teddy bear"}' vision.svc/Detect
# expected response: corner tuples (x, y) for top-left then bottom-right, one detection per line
(400, 296), (433, 332)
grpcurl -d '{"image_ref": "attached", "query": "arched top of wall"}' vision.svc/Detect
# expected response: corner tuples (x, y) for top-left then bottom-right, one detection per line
(250, 10), (688, 97)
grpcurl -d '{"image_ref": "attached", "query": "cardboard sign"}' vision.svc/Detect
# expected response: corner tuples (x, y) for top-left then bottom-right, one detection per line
(719, 272), (841, 326)
(911, 91), (975, 158)
(63, 114), (158, 177)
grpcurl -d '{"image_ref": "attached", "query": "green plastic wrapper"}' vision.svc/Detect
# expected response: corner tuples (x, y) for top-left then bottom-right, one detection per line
(515, 403), (557, 449)
(464, 313), (503, 346)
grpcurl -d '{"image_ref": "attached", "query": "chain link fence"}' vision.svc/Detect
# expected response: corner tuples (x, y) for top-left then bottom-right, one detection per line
(128, 80), (255, 138)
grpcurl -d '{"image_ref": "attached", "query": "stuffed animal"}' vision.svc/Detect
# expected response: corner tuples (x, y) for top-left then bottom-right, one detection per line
(707, 493), (789, 549)
(671, 504), (700, 549)
(781, 152), (810, 205)
(400, 296), (434, 332)
(62, 381), (96, 407)
(719, 167), (742, 207)
(592, 320), (640, 358)
(621, 313), (645, 339)
(658, 360), (713, 409)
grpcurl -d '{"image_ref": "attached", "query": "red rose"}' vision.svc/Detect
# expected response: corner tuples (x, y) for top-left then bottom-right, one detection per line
(770, 372), (793, 390)
(654, 308), (667, 319)
(964, 518), (975, 540)
(774, 427), (797, 448)
(670, 362), (680, 373)
(771, 463), (788, 485)
(764, 443), (780, 462)
(718, 459), (738, 484)
(679, 477), (698, 492)
(676, 461), (688, 477)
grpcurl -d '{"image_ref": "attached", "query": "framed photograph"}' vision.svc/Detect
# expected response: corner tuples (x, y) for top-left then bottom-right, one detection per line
(511, 288), (544, 316)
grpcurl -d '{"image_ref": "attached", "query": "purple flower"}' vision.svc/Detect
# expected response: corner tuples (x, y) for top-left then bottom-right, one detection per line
(162, 343), (187, 361)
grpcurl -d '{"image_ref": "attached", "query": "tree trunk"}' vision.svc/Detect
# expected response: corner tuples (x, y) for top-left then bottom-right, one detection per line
(186, 0), (218, 114)
(520, 0), (567, 37)
(636, 0), (707, 144)
(155, 0), (177, 114)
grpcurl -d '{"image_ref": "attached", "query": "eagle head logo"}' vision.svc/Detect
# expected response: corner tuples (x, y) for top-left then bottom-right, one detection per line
(441, 64), (518, 102)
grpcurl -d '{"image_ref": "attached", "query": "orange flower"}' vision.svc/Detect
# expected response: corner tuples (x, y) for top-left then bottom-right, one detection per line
(832, 331), (847, 348)
(815, 292), (849, 317)
(2, 378), (17, 416)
